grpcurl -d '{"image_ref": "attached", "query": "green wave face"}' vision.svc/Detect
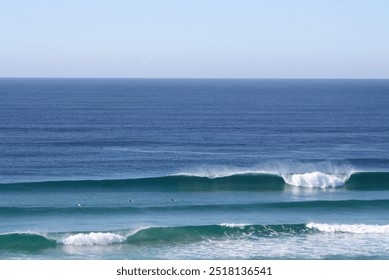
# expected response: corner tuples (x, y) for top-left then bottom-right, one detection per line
(346, 172), (389, 190)
(0, 233), (56, 251)
(126, 224), (310, 244)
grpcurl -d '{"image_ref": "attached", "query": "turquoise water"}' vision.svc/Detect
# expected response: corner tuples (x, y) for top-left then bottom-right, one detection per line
(1, 79), (389, 259)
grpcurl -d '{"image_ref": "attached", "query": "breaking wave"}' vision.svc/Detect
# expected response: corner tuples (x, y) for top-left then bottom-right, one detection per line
(282, 172), (350, 188)
(1, 171), (389, 190)
(2, 222), (389, 252)
(307, 223), (389, 234)
(61, 232), (127, 246)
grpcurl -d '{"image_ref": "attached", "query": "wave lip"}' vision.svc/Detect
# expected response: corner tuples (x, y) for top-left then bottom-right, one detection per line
(307, 223), (389, 234)
(174, 168), (272, 179)
(282, 172), (351, 188)
(219, 223), (248, 229)
(60, 232), (127, 246)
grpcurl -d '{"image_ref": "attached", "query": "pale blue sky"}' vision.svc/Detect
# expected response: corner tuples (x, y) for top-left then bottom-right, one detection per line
(1, 0), (388, 78)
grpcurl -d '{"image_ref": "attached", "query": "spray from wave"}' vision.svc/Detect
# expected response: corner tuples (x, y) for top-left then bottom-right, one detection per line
(282, 172), (351, 188)
(176, 161), (356, 188)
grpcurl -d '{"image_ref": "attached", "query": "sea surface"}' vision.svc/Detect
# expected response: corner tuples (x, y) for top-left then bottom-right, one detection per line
(1, 78), (389, 259)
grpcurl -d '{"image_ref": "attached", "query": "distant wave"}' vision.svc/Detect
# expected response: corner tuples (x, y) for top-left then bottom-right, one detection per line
(1, 171), (389, 190)
(2, 222), (389, 251)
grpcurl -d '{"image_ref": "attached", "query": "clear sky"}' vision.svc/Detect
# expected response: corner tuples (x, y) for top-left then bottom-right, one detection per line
(1, 0), (388, 78)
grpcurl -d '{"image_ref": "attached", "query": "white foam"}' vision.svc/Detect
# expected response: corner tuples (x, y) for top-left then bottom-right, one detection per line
(307, 223), (389, 234)
(282, 172), (350, 188)
(61, 232), (126, 246)
(220, 223), (248, 228)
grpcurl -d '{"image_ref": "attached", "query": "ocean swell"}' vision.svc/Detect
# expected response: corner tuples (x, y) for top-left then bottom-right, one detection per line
(1, 171), (389, 190)
(2, 222), (389, 252)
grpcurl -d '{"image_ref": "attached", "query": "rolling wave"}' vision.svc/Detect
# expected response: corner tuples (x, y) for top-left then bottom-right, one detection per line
(0, 233), (56, 251)
(2, 222), (389, 252)
(61, 232), (127, 246)
(1, 171), (389, 190)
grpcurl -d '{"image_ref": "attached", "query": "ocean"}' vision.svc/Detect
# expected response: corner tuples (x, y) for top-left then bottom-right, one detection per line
(1, 78), (389, 259)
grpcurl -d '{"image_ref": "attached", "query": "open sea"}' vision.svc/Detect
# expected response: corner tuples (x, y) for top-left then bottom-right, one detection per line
(1, 78), (389, 259)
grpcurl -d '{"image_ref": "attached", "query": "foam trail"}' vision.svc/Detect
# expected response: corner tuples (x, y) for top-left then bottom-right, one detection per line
(307, 223), (389, 234)
(282, 172), (350, 188)
(61, 232), (126, 246)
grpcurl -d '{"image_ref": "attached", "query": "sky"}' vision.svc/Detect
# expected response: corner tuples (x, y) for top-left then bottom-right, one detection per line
(0, 0), (388, 78)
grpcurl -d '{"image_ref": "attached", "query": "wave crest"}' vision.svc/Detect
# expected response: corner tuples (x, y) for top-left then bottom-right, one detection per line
(307, 223), (389, 234)
(61, 232), (126, 246)
(282, 172), (350, 188)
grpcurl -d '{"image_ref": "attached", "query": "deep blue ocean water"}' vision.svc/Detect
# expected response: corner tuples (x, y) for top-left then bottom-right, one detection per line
(1, 78), (389, 259)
